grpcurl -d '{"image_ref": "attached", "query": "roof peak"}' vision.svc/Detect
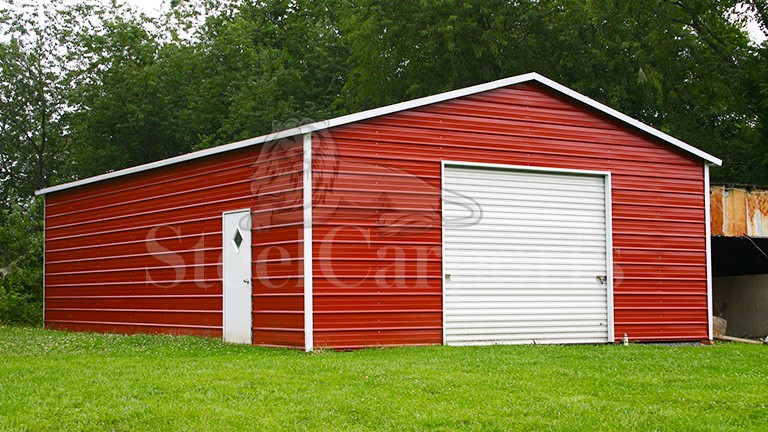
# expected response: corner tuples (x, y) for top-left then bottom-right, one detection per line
(37, 72), (721, 195)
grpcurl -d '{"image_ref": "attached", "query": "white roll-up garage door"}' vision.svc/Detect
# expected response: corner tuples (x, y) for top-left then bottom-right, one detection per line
(443, 164), (611, 345)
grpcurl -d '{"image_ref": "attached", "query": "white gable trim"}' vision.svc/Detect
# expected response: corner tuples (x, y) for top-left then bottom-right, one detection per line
(36, 72), (721, 195)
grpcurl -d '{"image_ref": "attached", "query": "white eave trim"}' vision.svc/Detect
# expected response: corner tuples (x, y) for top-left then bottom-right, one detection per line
(704, 163), (714, 341)
(35, 72), (721, 195)
(302, 132), (314, 352)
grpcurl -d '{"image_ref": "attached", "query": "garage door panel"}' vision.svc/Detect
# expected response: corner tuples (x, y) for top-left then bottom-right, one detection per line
(446, 327), (608, 337)
(463, 216), (606, 228)
(448, 312), (605, 324)
(449, 198), (607, 213)
(449, 181), (605, 195)
(446, 288), (608, 296)
(443, 165), (610, 345)
(445, 295), (609, 304)
(446, 196), (606, 213)
(443, 240), (606, 250)
(445, 275), (605, 283)
(444, 228), (606, 238)
(446, 223), (606, 235)
(446, 333), (609, 345)
(445, 262), (607, 271)
(444, 306), (608, 315)
(449, 192), (606, 207)
(451, 211), (606, 223)
(445, 251), (606, 261)
(447, 169), (604, 188)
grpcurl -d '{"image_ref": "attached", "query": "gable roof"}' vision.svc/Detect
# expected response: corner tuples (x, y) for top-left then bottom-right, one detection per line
(36, 72), (722, 195)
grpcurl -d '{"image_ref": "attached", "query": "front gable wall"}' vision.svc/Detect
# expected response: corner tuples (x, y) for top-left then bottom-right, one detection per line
(311, 82), (706, 348)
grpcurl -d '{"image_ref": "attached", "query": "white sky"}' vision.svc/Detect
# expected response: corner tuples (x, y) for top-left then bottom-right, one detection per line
(122, 0), (164, 13)
(121, 0), (168, 17)
(747, 20), (766, 44)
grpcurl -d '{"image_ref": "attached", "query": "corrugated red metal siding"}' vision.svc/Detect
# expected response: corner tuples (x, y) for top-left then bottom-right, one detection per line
(45, 139), (305, 347)
(312, 82), (707, 348)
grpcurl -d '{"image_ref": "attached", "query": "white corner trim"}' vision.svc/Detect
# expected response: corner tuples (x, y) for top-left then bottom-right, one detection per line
(303, 132), (314, 352)
(440, 161), (446, 346)
(42, 195), (46, 327)
(35, 72), (720, 196)
(704, 163), (714, 341)
(604, 172), (615, 343)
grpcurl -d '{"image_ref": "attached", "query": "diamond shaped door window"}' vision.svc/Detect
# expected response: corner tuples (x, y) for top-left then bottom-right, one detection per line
(232, 227), (244, 253)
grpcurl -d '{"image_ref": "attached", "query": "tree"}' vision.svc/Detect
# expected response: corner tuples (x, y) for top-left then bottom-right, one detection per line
(0, 193), (42, 325)
(0, 0), (72, 202)
(538, 0), (762, 182)
(0, 0), (154, 323)
(63, 1), (174, 177)
(339, 0), (555, 110)
(66, 0), (349, 178)
(180, 0), (349, 149)
(742, 0), (768, 181)
(338, 0), (766, 183)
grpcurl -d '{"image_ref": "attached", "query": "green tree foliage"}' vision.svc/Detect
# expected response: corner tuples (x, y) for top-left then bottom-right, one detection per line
(742, 0), (768, 179)
(0, 193), (42, 325)
(0, 0), (73, 201)
(340, 0), (766, 183)
(68, 0), (348, 181)
(0, 0), (766, 325)
(62, 1), (186, 177)
(340, 0), (554, 109)
(184, 0), (348, 149)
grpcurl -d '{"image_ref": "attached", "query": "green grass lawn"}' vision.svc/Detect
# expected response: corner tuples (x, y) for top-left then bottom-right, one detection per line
(0, 327), (766, 431)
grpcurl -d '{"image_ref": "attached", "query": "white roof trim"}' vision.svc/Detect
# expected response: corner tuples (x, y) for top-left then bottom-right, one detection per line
(36, 72), (721, 195)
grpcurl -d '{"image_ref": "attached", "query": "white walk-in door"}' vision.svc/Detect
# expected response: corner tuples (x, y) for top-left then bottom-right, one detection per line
(443, 165), (611, 345)
(222, 209), (252, 344)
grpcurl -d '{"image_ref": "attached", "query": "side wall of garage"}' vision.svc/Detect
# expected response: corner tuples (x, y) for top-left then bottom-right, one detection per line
(311, 82), (708, 348)
(44, 139), (305, 347)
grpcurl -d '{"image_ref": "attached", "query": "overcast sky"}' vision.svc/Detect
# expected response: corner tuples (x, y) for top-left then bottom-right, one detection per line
(121, 0), (167, 16)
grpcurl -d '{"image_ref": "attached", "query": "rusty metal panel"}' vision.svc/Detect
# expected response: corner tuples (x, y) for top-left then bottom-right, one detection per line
(312, 82), (708, 347)
(45, 139), (305, 347)
(710, 186), (724, 236)
(746, 190), (768, 236)
(711, 185), (768, 238)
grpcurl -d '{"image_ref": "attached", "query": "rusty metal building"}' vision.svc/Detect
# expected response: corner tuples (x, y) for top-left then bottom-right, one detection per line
(37, 73), (722, 350)
(710, 185), (768, 339)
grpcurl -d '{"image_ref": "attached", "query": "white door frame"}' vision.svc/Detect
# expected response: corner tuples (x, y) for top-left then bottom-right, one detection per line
(440, 160), (615, 344)
(222, 208), (253, 344)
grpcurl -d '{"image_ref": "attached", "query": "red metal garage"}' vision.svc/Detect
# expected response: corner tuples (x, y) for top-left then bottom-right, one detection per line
(37, 73), (721, 350)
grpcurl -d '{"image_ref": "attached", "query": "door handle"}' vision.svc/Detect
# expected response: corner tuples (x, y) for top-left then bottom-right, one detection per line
(243, 279), (250, 284)
(596, 275), (607, 284)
